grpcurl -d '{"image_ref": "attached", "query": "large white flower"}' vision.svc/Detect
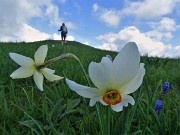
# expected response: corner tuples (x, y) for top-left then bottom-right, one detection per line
(10, 45), (63, 91)
(66, 42), (145, 112)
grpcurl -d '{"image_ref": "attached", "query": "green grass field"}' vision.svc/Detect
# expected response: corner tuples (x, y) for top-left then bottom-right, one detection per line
(0, 40), (180, 135)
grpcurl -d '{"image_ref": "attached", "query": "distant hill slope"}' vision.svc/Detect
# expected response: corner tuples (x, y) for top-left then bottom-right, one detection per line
(0, 40), (116, 82)
(0, 40), (180, 86)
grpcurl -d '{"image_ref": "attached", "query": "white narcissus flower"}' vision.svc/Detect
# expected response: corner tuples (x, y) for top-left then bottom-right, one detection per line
(9, 45), (63, 91)
(66, 42), (145, 112)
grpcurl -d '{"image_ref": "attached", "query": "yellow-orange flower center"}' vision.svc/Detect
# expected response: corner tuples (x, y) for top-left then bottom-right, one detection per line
(102, 91), (122, 105)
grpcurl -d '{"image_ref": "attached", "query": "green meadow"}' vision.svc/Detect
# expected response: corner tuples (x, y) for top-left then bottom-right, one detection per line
(0, 40), (180, 135)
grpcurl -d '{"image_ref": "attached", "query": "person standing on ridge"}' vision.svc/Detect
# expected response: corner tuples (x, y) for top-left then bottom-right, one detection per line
(58, 23), (68, 45)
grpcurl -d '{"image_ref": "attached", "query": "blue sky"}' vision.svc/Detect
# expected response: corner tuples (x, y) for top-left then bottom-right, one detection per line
(0, 0), (180, 57)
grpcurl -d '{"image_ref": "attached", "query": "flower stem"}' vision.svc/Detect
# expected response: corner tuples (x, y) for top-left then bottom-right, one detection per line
(76, 60), (91, 87)
(37, 53), (79, 69)
(106, 107), (110, 135)
(37, 53), (91, 85)
(96, 104), (104, 135)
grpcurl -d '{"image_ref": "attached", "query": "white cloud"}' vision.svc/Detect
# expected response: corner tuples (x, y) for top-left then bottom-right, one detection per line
(149, 17), (177, 32)
(100, 10), (121, 27)
(96, 26), (180, 57)
(0, 0), (52, 42)
(66, 35), (75, 41)
(44, 4), (76, 29)
(144, 31), (173, 41)
(92, 3), (99, 12)
(92, 1), (179, 27)
(52, 33), (75, 41)
(0, 23), (50, 42)
(45, 4), (75, 29)
(20, 23), (50, 42)
(83, 42), (89, 45)
(92, 3), (121, 27)
(144, 17), (179, 42)
(45, 4), (63, 27)
(158, 17), (177, 31)
(123, 0), (179, 18)
(53, 33), (61, 40)
(96, 43), (117, 51)
(0, 0), (75, 42)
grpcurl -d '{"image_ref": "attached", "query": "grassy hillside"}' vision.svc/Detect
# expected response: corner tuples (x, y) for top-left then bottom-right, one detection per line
(0, 40), (180, 134)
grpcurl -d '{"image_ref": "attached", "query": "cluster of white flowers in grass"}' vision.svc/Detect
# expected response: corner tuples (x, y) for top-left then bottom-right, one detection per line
(10, 42), (145, 112)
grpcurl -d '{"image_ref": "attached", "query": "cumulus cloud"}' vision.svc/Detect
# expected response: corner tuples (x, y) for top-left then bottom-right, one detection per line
(19, 23), (50, 42)
(45, 4), (61, 26)
(66, 35), (75, 41)
(52, 33), (75, 41)
(0, 0), (52, 42)
(0, 23), (51, 42)
(0, 0), (75, 42)
(83, 42), (89, 45)
(92, 3), (121, 27)
(92, 1), (179, 26)
(144, 31), (173, 41)
(123, 0), (179, 18)
(53, 33), (61, 40)
(44, 4), (75, 28)
(144, 17), (179, 42)
(96, 26), (180, 57)
(149, 17), (177, 32)
(96, 43), (117, 51)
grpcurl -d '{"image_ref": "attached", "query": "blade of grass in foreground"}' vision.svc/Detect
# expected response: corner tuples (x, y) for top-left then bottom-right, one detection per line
(10, 101), (45, 135)
(124, 86), (143, 134)
(149, 106), (163, 134)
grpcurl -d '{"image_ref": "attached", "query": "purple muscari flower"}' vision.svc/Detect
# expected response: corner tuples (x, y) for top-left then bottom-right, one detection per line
(162, 82), (170, 95)
(155, 100), (163, 112)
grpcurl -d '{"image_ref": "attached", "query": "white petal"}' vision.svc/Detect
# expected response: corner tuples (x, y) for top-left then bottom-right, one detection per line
(89, 57), (113, 90)
(110, 95), (135, 112)
(121, 95), (135, 106)
(41, 68), (63, 82)
(112, 42), (140, 88)
(89, 96), (108, 106)
(66, 78), (100, 98)
(123, 63), (145, 95)
(9, 53), (34, 67)
(33, 71), (44, 91)
(10, 67), (35, 79)
(34, 45), (48, 64)
(43, 68), (55, 73)
(89, 97), (98, 106)
(111, 103), (123, 112)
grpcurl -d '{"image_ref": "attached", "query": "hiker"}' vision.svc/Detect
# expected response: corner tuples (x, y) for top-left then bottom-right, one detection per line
(58, 23), (68, 45)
